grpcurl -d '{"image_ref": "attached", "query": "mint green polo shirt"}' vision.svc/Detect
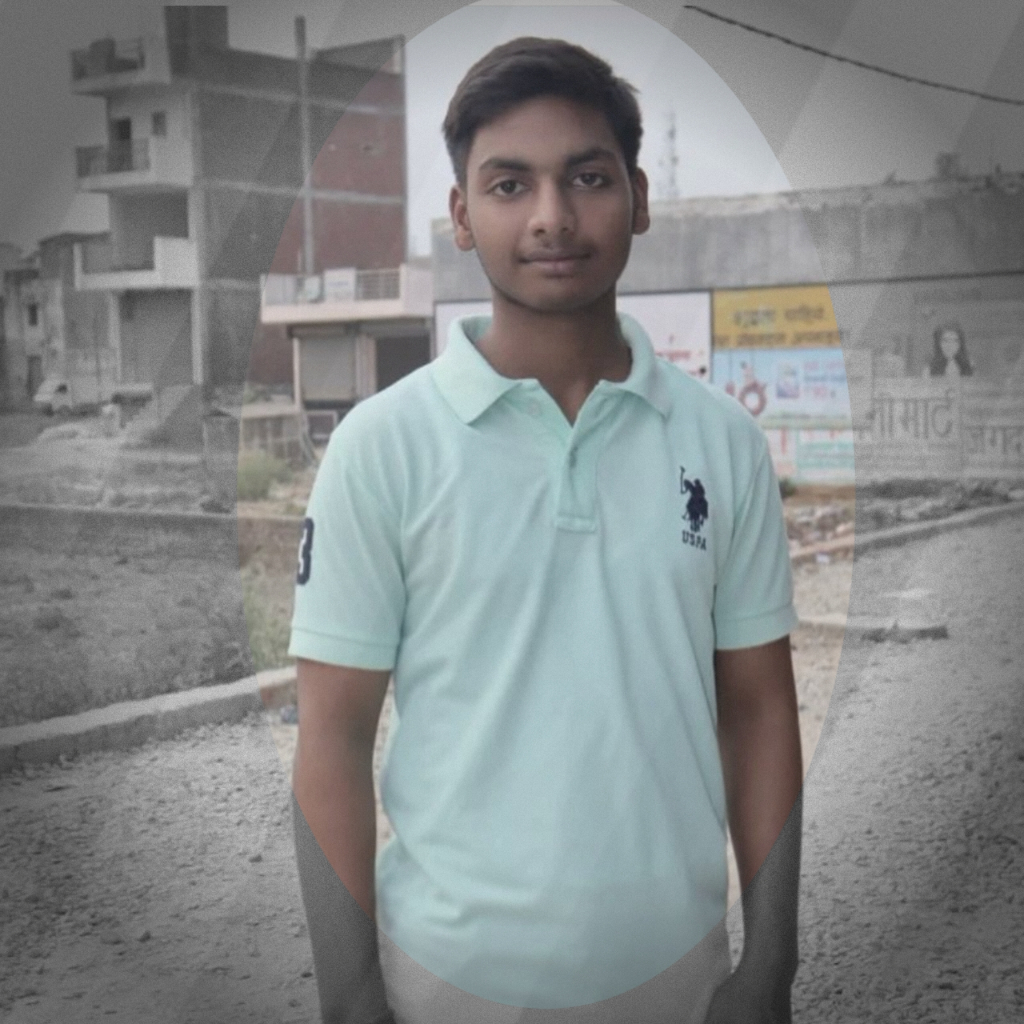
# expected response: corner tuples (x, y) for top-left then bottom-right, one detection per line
(289, 313), (797, 1009)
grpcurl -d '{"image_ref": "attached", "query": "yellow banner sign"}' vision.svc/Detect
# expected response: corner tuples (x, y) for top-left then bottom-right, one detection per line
(713, 286), (841, 349)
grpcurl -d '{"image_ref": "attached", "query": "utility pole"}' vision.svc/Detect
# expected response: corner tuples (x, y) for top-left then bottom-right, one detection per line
(296, 16), (315, 276)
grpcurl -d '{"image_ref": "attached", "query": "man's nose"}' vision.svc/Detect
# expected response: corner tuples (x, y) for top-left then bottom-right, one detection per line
(528, 180), (575, 236)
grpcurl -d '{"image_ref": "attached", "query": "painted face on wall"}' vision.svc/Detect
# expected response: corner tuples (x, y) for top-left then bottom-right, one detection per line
(449, 95), (650, 317)
(939, 329), (962, 360)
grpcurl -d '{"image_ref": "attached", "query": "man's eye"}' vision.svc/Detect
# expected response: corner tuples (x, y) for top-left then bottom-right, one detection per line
(574, 171), (608, 188)
(492, 179), (525, 196)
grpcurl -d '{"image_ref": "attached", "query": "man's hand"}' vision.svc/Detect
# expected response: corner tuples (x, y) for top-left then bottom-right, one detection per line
(293, 657), (391, 917)
(710, 636), (803, 1021)
(292, 657), (394, 1023)
(702, 961), (792, 1024)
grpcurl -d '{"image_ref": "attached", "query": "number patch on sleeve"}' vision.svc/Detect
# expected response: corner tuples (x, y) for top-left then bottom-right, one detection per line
(296, 517), (314, 585)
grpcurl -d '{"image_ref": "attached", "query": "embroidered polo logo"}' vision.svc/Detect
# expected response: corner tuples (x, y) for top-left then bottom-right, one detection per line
(296, 517), (314, 584)
(679, 467), (708, 550)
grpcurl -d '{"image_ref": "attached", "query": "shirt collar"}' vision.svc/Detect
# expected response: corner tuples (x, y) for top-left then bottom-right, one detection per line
(431, 312), (671, 425)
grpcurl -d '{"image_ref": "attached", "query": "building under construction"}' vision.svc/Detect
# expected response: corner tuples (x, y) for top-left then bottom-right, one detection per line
(68, 5), (406, 435)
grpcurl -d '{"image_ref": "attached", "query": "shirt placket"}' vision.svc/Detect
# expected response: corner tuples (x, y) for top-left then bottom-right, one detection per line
(510, 381), (618, 533)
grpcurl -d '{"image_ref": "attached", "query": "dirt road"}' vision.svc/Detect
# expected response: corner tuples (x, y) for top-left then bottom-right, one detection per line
(2, 517), (1022, 1020)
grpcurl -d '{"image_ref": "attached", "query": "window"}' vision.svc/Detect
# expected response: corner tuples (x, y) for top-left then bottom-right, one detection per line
(26, 303), (39, 327)
(152, 111), (167, 137)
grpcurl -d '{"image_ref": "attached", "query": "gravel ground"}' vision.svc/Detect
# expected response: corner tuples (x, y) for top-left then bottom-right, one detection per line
(0, 721), (315, 1023)
(792, 516), (1024, 1021)
(4, 518), (1022, 1021)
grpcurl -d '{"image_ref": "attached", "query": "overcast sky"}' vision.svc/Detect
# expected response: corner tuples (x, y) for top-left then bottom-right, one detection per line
(2, 0), (1023, 258)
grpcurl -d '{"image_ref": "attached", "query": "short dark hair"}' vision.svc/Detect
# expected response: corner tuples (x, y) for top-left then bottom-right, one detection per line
(442, 37), (643, 185)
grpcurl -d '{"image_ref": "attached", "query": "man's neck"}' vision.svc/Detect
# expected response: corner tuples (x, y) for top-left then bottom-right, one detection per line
(475, 292), (631, 425)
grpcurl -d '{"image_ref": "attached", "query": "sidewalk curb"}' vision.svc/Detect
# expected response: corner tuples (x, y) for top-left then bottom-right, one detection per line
(3, 499), (1022, 772)
(789, 497), (1024, 565)
(0, 668), (296, 773)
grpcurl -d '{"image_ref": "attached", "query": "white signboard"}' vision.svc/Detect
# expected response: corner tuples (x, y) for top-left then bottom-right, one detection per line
(323, 267), (357, 303)
(434, 301), (492, 356)
(433, 291), (711, 377)
(618, 291), (711, 379)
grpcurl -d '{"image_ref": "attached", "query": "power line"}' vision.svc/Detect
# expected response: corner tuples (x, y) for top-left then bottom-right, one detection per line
(684, 5), (1024, 107)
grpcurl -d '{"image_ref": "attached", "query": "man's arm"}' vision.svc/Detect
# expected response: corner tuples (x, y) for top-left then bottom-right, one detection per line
(292, 656), (395, 1024)
(704, 635), (803, 1024)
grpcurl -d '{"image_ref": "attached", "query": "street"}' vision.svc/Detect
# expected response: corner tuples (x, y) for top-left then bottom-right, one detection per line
(793, 515), (1024, 1021)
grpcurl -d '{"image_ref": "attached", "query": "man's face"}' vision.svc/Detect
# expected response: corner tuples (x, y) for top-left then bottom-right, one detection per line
(449, 95), (650, 316)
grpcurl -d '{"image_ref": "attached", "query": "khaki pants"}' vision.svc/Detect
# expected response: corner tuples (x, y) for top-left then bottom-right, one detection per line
(379, 920), (732, 1024)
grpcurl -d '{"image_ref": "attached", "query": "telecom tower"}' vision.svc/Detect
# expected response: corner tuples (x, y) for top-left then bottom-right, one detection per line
(658, 110), (680, 202)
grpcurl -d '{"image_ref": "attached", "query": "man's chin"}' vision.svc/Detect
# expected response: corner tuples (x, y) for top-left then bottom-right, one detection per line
(489, 284), (615, 318)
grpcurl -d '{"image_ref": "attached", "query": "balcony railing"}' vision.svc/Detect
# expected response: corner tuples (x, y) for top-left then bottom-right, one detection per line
(262, 268), (402, 306)
(75, 136), (192, 189)
(77, 140), (150, 179)
(71, 37), (145, 80)
(260, 265), (433, 324)
(75, 236), (198, 290)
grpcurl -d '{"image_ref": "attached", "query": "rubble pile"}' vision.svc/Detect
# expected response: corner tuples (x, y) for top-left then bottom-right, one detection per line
(856, 478), (1024, 533)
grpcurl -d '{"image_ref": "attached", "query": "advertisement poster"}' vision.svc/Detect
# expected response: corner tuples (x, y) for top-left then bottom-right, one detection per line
(764, 428), (856, 484)
(434, 293), (711, 377)
(713, 285), (841, 349)
(712, 347), (852, 429)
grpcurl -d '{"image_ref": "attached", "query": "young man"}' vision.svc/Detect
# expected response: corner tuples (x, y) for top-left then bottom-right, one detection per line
(290, 37), (802, 1024)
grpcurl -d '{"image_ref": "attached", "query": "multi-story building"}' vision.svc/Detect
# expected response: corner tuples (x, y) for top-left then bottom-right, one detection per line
(258, 258), (433, 438)
(69, 5), (406, 435)
(1, 234), (112, 410)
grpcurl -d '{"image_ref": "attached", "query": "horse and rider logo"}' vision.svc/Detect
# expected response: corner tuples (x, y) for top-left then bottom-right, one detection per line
(679, 467), (708, 550)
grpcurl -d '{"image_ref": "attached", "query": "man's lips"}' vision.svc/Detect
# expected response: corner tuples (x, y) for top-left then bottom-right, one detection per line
(522, 251), (591, 272)
(523, 250), (589, 262)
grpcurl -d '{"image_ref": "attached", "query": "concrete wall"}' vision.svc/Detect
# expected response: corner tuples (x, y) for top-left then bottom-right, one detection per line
(119, 290), (192, 385)
(172, 39), (403, 108)
(623, 178), (1024, 292)
(206, 286), (260, 388)
(829, 274), (1024, 378)
(38, 235), (111, 357)
(108, 193), (188, 269)
(197, 92), (301, 187)
(433, 174), (1024, 301)
(1, 276), (32, 404)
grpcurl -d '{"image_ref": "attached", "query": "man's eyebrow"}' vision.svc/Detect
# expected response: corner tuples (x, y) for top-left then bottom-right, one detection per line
(564, 146), (619, 168)
(475, 147), (620, 175)
(476, 156), (531, 174)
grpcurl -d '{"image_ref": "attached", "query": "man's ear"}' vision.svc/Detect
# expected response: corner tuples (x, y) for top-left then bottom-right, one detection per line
(449, 184), (475, 252)
(631, 168), (651, 236)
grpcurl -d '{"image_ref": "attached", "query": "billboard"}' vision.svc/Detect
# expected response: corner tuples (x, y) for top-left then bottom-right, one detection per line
(713, 285), (841, 349)
(712, 346), (852, 429)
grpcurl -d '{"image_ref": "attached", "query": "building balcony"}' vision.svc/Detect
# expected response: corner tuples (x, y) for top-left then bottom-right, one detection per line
(74, 236), (199, 291)
(70, 34), (170, 94)
(260, 264), (433, 324)
(76, 137), (193, 192)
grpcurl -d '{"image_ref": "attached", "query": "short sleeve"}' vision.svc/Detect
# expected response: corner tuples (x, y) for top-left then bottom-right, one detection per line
(712, 437), (798, 650)
(288, 425), (405, 670)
